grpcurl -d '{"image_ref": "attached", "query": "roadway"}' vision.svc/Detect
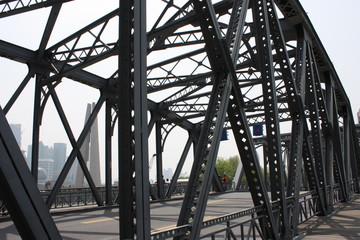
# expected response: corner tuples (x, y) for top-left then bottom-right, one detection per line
(0, 191), (253, 240)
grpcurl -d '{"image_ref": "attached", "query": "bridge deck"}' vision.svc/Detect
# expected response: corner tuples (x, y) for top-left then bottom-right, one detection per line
(1, 192), (359, 239)
(0, 192), (254, 240)
(298, 194), (360, 240)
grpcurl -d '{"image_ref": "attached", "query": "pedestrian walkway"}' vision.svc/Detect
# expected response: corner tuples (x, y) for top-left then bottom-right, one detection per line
(297, 194), (360, 239)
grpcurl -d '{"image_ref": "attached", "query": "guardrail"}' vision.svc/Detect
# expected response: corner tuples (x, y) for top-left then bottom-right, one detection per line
(0, 183), (204, 211)
(150, 190), (330, 239)
(0, 187), (116, 212)
(0, 182), (248, 211)
(48, 187), (111, 208)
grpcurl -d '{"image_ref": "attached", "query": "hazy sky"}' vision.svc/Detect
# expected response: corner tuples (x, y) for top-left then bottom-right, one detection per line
(0, 0), (359, 182)
(300, 0), (360, 119)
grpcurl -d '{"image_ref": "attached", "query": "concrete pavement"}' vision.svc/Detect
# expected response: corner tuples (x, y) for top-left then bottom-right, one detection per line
(297, 194), (360, 240)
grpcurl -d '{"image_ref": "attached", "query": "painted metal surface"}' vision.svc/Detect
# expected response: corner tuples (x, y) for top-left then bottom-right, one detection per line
(0, 0), (359, 239)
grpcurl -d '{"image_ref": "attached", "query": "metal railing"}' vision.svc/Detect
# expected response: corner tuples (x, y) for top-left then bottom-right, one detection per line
(49, 187), (110, 208)
(297, 191), (320, 224)
(199, 206), (268, 240)
(150, 190), (330, 239)
(0, 180), (255, 212)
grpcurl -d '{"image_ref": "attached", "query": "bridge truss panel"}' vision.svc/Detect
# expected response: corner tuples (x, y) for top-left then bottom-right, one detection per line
(0, 0), (359, 239)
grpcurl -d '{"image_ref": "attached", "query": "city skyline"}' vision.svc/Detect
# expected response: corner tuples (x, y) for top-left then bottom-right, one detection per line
(11, 123), (187, 186)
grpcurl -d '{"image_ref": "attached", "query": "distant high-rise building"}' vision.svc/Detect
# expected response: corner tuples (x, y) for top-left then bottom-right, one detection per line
(27, 142), (67, 181)
(10, 124), (21, 148)
(53, 143), (66, 179)
(39, 141), (53, 159)
(26, 145), (32, 168)
(64, 164), (77, 186)
(27, 141), (53, 167)
(38, 158), (54, 183)
(10, 124), (26, 164)
(75, 103), (101, 187)
(38, 167), (47, 186)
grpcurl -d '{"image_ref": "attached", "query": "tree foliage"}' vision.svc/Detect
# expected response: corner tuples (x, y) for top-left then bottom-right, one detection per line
(215, 155), (239, 182)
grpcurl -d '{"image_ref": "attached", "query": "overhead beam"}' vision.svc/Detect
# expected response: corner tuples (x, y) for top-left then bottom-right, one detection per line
(0, 0), (73, 18)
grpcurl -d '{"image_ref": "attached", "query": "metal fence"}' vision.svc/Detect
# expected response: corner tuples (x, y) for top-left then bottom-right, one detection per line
(150, 191), (318, 240)
(0, 181), (358, 239)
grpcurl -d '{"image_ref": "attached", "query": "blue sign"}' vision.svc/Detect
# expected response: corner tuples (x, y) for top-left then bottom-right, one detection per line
(221, 129), (228, 141)
(253, 124), (263, 136)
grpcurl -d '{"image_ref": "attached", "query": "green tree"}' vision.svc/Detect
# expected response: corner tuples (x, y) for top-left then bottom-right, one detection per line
(215, 155), (239, 182)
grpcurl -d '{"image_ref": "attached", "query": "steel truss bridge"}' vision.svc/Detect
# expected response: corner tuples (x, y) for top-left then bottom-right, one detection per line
(0, 0), (359, 239)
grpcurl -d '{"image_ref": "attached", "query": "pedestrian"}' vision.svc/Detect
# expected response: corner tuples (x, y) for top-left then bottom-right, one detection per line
(222, 174), (227, 183)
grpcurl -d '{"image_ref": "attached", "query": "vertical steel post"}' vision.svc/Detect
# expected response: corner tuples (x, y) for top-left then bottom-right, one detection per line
(286, 26), (306, 213)
(263, 145), (269, 191)
(306, 43), (332, 214)
(118, 0), (150, 238)
(348, 113), (360, 193)
(134, 0), (150, 237)
(325, 72), (334, 210)
(252, 0), (287, 237)
(343, 111), (352, 191)
(105, 100), (113, 205)
(118, 0), (134, 237)
(31, 74), (42, 182)
(303, 41), (328, 214)
(331, 97), (349, 201)
(156, 121), (165, 199)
